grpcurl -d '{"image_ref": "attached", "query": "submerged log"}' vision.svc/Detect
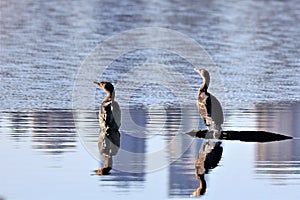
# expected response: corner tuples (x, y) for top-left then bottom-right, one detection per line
(186, 129), (292, 142)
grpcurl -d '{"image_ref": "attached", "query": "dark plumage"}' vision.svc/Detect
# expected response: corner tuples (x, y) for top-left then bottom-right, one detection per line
(96, 81), (121, 133)
(194, 69), (223, 131)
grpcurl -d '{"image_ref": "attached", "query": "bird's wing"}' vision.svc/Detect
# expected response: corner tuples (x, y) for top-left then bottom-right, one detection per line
(210, 94), (224, 126)
(112, 101), (121, 128)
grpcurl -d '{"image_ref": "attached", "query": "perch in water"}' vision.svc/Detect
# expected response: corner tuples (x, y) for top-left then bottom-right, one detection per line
(186, 129), (292, 143)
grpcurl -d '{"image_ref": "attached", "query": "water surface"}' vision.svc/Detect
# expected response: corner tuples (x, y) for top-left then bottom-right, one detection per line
(1, 0), (299, 199)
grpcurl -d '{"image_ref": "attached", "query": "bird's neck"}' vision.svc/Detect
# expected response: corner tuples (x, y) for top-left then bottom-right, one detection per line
(103, 92), (114, 102)
(198, 76), (209, 94)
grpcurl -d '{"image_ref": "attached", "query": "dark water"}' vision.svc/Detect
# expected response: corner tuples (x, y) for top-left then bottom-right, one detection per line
(1, 0), (300, 200)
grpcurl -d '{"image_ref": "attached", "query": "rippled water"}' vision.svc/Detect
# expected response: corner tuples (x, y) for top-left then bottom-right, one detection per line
(1, 0), (300, 200)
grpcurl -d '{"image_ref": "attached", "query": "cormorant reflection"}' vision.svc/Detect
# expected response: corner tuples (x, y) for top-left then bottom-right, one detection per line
(94, 81), (121, 175)
(192, 139), (223, 197)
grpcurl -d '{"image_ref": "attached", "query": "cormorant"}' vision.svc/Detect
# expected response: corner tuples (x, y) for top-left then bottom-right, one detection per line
(94, 81), (121, 175)
(192, 141), (223, 196)
(194, 69), (224, 131)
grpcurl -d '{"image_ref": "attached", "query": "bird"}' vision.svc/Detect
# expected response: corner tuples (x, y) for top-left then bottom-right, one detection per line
(192, 141), (223, 196)
(194, 69), (224, 132)
(94, 81), (121, 175)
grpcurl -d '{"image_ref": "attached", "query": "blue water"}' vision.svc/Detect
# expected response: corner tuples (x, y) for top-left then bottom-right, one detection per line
(1, 0), (300, 200)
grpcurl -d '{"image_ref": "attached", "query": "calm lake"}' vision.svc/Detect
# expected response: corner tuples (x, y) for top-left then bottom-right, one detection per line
(0, 0), (299, 200)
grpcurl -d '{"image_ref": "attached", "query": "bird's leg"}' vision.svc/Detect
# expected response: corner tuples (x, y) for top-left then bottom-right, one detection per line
(96, 154), (112, 175)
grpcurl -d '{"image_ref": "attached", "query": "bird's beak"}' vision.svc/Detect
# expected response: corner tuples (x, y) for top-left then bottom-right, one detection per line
(194, 68), (204, 74)
(93, 81), (99, 86)
(194, 68), (203, 74)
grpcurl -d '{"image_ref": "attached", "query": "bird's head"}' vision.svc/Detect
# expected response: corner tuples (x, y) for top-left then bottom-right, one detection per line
(94, 81), (114, 94)
(194, 68), (210, 88)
